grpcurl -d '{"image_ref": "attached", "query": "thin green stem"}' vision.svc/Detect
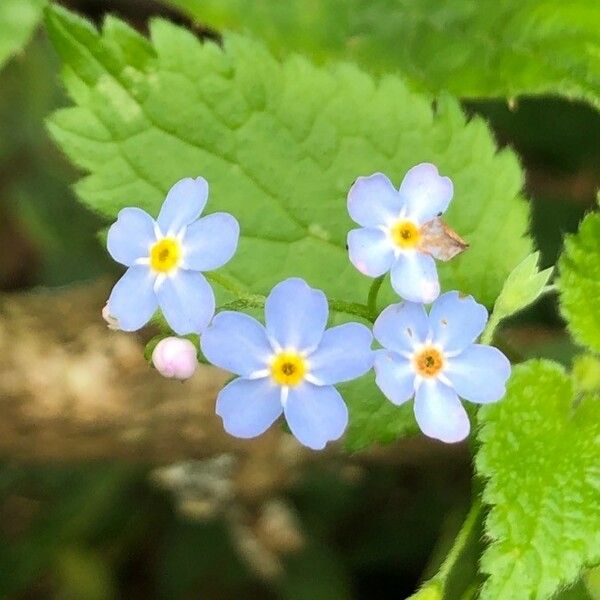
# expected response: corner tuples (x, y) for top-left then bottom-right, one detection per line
(367, 275), (385, 319)
(217, 295), (372, 322)
(205, 271), (248, 297)
(435, 498), (482, 584)
(328, 299), (374, 322)
(406, 499), (483, 599)
(209, 273), (374, 322)
(218, 296), (266, 311)
(207, 272), (267, 312)
(480, 314), (499, 345)
(482, 315), (526, 362)
(481, 281), (557, 346)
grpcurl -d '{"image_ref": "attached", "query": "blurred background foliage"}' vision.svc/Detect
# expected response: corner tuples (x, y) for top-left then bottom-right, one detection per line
(0, 0), (598, 598)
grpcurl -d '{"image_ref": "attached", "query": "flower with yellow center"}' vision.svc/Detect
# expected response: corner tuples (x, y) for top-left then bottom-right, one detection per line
(413, 346), (445, 378)
(270, 351), (308, 387)
(106, 176), (239, 334)
(347, 164), (468, 304)
(201, 278), (374, 450)
(373, 293), (511, 444)
(150, 238), (182, 273)
(390, 219), (421, 250)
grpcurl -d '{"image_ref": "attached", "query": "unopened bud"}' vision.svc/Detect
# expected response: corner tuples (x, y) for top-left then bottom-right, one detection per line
(152, 337), (198, 380)
(102, 303), (120, 330)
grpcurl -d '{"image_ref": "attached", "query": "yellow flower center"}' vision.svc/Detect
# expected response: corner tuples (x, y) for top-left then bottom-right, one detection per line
(391, 220), (421, 249)
(414, 347), (444, 378)
(150, 238), (181, 273)
(270, 351), (307, 387)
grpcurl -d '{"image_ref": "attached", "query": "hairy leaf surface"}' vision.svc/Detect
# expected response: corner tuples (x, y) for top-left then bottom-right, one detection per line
(558, 208), (600, 354)
(477, 360), (600, 599)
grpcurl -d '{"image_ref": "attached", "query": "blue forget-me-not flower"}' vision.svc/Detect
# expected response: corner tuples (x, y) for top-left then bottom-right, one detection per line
(347, 163), (466, 304)
(373, 291), (511, 443)
(201, 278), (374, 450)
(107, 177), (239, 335)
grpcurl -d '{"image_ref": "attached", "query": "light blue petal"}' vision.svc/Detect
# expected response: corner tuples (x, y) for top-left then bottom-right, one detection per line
(182, 212), (240, 271)
(374, 350), (416, 405)
(107, 265), (157, 331)
(414, 379), (470, 443)
(390, 251), (440, 304)
(284, 383), (348, 450)
(265, 278), (328, 352)
(347, 228), (395, 277)
(201, 311), (273, 377)
(308, 323), (373, 385)
(429, 291), (488, 353)
(107, 207), (155, 266)
(445, 344), (511, 404)
(216, 377), (283, 439)
(399, 163), (453, 225)
(373, 301), (429, 354)
(347, 172), (404, 227)
(157, 177), (208, 235)
(156, 270), (215, 335)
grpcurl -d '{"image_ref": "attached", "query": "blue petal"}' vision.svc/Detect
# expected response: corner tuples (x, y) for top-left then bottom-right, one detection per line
(347, 173), (404, 227)
(107, 265), (157, 331)
(390, 252), (440, 303)
(399, 163), (453, 225)
(347, 228), (395, 277)
(284, 383), (348, 450)
(414, 379), (470, 443)
(156, 270), (215, 334)
(107, 207), (156, 266)
(373, 301), (429, 354)
(216, 377), (283, 439)
(429, 291), (488, 353)
(157, 177), (208, 235)
(201, 311), (273, 377)
(445, 344), (511, 404)
(265, 278), (328, 352)
(308, 323), (373, 385)
(374, 350), (416, 405)
(182, 212), (240, 271)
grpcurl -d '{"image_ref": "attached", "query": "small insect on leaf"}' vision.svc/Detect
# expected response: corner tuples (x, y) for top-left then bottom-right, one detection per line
(419, 218), (469, 261)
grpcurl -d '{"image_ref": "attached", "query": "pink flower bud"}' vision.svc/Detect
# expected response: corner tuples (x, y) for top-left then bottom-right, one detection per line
(152, 337), (198, 380)
(102, 303), (120, 330)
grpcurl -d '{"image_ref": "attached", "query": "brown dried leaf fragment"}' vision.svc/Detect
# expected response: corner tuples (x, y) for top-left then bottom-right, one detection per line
(419, 218), (468, 261)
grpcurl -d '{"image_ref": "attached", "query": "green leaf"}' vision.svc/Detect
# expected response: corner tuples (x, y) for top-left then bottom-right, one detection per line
(340, 372), (418, 451)
(586, 566), (600, 600)
(482, 251), (553, 344)
(164, 0), (600, 109)
(558, 208), (600, 354)
(406, 584), (442, 600)
(408, 500), (484, 600)
(45, 6), (532, 448)
(572, 354), (600, 395)
(0, 0), (46, 71)
(554, 579), (594, 600)
(476, 360), (600, 599)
